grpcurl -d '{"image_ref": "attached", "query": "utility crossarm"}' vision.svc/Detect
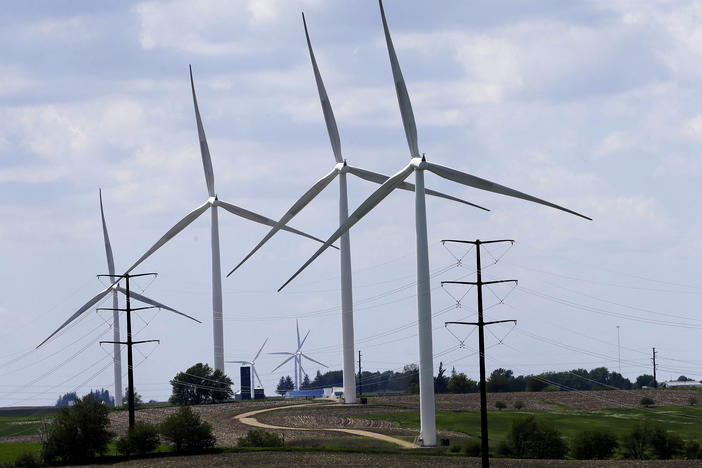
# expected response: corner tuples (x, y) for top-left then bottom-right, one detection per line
(97, 306), (156, 313)
(442, 280), (518, 287)
(445, 320), (517, 327)
(101, 339), (160, 346)
(441, 239), (515, 246)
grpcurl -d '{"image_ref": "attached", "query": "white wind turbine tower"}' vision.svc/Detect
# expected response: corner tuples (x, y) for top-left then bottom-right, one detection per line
(227, 13), (487, 404)
(99, 189), (186, 407)
(270, 320), (327, 391)
(225, 338), (268, 399)
(278, 0), (591, 446)
(37, 68), (327, 369)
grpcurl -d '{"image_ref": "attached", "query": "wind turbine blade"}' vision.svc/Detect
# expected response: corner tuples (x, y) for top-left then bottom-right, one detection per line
(189, 65), (215, 197)
(299, 361), (307, 379)
(347, 165), (489, 211)
(225, 360), (250, 365)
(379, 0), (420, 158)
(268, 352), (294, 356)
(296, 319), (301, 348)
(426, 162), (592, 221)
(253, 338), (269, 362)
(272, 354), (296, 373)
(297, 330), (311, 352)
(115, 287), (201, 323)
(226, 168), (338, 276)
(216, 200), (331, 247)
(99, 189), (116, 276)
(303, 12), (342, 163)
(302, 353), (328, 368)
(279, 163), (414, 291)
(253, 366), (264, 388)
(125, 200), (211, 274)
(37, 284), (116, 348)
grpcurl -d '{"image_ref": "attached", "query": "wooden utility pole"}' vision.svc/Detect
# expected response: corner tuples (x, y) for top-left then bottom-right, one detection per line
(652, 347), (657, 388)
(443, 239), (516, 468)
(358, 350), (363, 396)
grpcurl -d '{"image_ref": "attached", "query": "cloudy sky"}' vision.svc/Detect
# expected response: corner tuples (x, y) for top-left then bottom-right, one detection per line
(1, 0), (701, 406)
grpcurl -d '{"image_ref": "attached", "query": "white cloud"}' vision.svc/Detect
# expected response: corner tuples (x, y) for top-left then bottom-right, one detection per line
(0, 66), (38, 96)
(591, 132), (632, 160)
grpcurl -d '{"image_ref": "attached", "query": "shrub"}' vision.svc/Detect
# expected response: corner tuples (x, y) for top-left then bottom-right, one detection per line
(159, 406), (215, 453)
(513, 400), (525, 410)
(236, 430), (283, 448)
(42, 394), (114, 464)
(116, 421), (160, 456)
(621, 420), (684, 460)
(448, 442), (462, 453)
(500, 415), (567, 459)
(542, 385), (560, 392)
(684, 440), (702, 459)
(495, 401), (507, 411)
(461, 438), (481, 456)
(10, 452), (41, 468)
(688, 396), (698, 406)
(571, 429), (618, 459)
(640, 396), (654, 407)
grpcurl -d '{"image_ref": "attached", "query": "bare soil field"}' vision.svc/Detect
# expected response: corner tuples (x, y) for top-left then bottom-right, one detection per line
(72, 451), (701, 467)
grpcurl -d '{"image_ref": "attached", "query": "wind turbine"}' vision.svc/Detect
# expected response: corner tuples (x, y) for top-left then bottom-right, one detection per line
(225, 337), (268, 399)
(37, 68), (328, 372)
(226, 13), (487, 404)
(270, 320), (327, 391)
(99, 189), (186, 407)
(278, 0), (591, 446)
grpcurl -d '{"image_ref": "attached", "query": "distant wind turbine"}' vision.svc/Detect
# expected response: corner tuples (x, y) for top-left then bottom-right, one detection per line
(270, 320), (327, 391)
(225, 337), (268, 399)
(278, 0), (591, 446)
(38, 68), (328, 372)
(227, 12), (487, 404)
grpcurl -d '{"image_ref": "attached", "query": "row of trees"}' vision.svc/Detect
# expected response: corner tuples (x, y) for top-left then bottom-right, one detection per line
(281, 364), (680, 396)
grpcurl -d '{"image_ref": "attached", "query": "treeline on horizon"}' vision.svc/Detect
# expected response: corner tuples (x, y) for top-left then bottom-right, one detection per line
(278, 363), (695, 395)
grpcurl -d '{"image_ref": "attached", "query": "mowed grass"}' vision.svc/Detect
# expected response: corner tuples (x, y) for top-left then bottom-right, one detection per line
(0, 442), (41, 464)
(363, 406), (702, 442)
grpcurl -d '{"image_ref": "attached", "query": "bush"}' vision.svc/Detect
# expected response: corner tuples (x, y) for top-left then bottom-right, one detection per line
(159, 406), (215, 453)
(42, 394), (114, 464)
(499, 415), (567, 459)
(495, 401), (507, 411)
(10, 452), (41, 468)
(116, 421), (160, 456)
(621, 420), (684, 460)
(570, 429), (618, 459)
(461, 439), (481, 456)
(684, 440), (702, 459)
(640, 396), (654, 407)
(513, 400), (525, 410)
(236, 430), (283, 448)
(688, 396), (698, 406)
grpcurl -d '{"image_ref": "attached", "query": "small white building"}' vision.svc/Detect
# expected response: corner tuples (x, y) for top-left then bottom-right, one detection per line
(661, 380), (702, 388)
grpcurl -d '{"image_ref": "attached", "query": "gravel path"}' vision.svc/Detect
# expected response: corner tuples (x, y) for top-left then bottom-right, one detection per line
(235, 402), (417, 448)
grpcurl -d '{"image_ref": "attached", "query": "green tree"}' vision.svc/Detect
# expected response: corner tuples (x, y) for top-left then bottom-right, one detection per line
(276, 375), (294, 395)
(434, 362), (449, 393)
(621, 420), (684, 460)
(159, 406), (215, 453)
(169, 363), (233, 405)
(636, 374), (656, 388)
(447, 372), (478, 393)
(301, 374), (311, 389)
(514, 400), (525, 410)
(124, 386), (143, 408)
(486, 368), (513, 392)
(42, 394), (115, 464)
(495, 401), (507, 411)
(570, 429), (618, 459)
(116, 421), (160, 456)
(498, 415), (567, 459)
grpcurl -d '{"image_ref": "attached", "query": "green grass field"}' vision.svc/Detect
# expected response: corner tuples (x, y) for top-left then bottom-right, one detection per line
(0, 442), (41, 464)
(363, 406), (702, 442)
